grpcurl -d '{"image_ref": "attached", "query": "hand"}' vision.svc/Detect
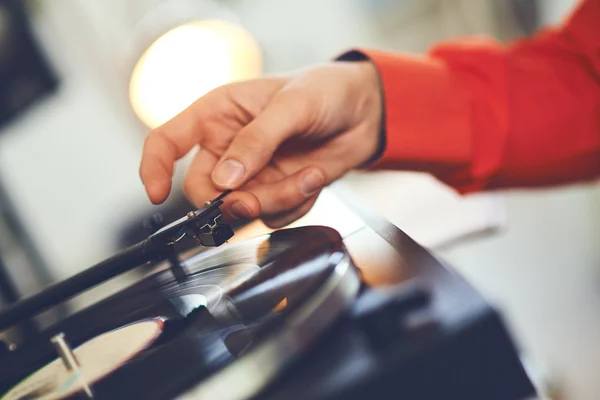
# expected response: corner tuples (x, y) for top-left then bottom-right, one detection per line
(139, 60), (382, 228)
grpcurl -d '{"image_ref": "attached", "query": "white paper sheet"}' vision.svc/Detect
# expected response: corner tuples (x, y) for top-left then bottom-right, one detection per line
(340, 171), (506, 249)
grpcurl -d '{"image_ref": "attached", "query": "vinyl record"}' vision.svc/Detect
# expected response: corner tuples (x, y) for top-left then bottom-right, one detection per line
(2, 319), (164, 400)
(0, 226), (360, 400)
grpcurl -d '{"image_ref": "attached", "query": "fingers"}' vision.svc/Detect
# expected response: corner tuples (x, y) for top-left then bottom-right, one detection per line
(184, 150), (326, 229)
(211, 90), (314, 191)
(139, 84), (236, 204)
(229, 166), (326, 221)
(140, 107), (207, 204)
(183, 148), (221, 205)
(184, 159), (325, 227)
(262, 195), (319, 229)
(183, 148), (262, 220)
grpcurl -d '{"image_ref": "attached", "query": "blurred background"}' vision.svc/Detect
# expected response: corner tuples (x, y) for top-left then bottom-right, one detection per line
(0, 0), (598, 398)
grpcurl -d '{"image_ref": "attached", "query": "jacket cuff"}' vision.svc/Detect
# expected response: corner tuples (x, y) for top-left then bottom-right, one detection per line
(336, 48), (472, 171)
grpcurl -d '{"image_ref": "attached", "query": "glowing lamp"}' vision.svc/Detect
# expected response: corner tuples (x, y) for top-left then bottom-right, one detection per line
(127, 4), (262, 129)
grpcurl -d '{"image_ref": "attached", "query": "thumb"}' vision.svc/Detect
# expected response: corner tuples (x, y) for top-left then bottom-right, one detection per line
(211, 90), (313, 190)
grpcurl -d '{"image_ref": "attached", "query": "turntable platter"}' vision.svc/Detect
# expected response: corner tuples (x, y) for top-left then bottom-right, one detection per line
(0, 226), (360, 400)
(2, 319), (163, 400)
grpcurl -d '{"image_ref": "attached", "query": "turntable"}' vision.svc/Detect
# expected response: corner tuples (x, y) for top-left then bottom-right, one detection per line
(0, 185), (537, 400)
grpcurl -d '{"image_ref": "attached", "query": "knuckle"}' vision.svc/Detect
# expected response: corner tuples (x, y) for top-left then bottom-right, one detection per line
(268, 183), (302, 211)
(144, 128), (172, 157)
(239, 126), (266, 147)
(193, 86), (233, 126)
(142, 130), (157, 151)
(282, 189), (303, 210)
(233, 128), (273, 163)
(278, 87), (315, 116)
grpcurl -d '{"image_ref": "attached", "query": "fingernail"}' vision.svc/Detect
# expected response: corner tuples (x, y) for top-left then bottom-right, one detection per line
(231, 201), (252, 220)
(213, 159), (245, 188)
(300, 170), (325, 196)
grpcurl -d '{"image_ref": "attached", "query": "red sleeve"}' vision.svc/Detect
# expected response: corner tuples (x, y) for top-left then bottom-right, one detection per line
(345, 0), (600, 193)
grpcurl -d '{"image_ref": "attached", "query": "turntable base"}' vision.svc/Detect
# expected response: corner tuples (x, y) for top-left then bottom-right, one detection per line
(0, 187), (536, 400)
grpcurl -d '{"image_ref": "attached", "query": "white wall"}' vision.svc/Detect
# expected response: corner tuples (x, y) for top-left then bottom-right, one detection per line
(0, 1), (146, 282)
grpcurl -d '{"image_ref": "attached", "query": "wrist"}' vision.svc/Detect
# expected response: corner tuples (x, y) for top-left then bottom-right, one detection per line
(335, 51), (386, 167)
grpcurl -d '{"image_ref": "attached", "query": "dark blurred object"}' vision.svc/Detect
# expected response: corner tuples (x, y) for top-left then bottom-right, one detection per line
(0, 179), (65, 339)
(510, 0), (540, 34)
(0, 0), (61, 336)
(0, 0), (58, 129)
(0, 255), (18, 305)
(0, 253), (37, 340)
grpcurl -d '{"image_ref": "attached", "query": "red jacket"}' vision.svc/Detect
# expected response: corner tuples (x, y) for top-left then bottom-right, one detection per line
(345, 0), (599, 193)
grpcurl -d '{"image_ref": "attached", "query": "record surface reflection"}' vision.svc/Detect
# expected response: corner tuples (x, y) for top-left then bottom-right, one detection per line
(1, 226), (360, 400)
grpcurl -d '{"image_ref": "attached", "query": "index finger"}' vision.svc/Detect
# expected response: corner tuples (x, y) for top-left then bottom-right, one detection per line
(139, 103), (206, 204)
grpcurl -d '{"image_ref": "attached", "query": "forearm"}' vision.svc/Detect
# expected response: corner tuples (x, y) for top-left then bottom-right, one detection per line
(347, 0), (600, 193)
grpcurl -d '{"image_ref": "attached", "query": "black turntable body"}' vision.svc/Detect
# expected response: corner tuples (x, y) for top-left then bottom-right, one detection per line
(0, 187), (536, 400)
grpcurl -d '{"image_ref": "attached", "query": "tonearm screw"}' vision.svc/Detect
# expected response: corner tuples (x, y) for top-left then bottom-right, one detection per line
(186, 211), (196, 219)
(204, 200), (212, 206)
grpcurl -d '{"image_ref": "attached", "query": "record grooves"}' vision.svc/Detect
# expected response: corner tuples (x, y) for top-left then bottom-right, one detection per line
(0, 226), (360, 400)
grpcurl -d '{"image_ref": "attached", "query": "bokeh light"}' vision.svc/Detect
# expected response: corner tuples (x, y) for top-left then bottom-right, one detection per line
(129, 19), (262, 129)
